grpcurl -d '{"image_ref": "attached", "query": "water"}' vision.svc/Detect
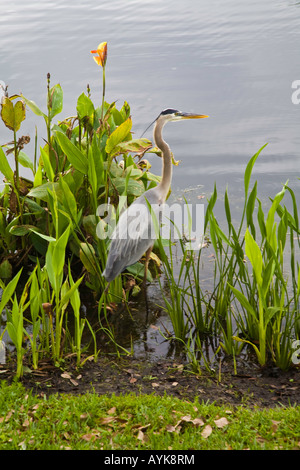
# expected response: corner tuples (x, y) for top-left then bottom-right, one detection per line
(1, 0), (300, 360)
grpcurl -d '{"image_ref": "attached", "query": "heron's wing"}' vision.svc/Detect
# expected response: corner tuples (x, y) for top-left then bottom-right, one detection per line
(103, 193), (161, 282)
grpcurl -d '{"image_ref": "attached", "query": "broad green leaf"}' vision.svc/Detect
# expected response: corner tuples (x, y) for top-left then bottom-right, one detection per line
(77, 92), (94, 120)
(266, 183), (287, 244)
(110, 177), (144, 197)
(58, 176), (77, 220)
(6, 322), (18, 347)
(40, 146), (55, 181)
(105, 117), (132, 154)
(10, 224), (41, 236)
(18, 151), (34, 172)
(60, 276), (83, 309)
(228, 284), (258, 321)
(126, 262), (153, 282)
(55, 131), (88, 174)
(21, 94), (47, 119)
(0, 259), (12, 279)
(232, 336), (263, 365)
(245, 228), (263, 286)
(45, 225), (70, 290)
(28, 181), (60, 201)
(49, 84), (63, 119)
(0, 268), (22, 314)
(0, 145), (14, 182)
(114, 138), (152, 155)
(244, 144), (267, 198)
(246, 181), (257, 236)
(28, 229), (56, 242)
(80, 242), (98, 276)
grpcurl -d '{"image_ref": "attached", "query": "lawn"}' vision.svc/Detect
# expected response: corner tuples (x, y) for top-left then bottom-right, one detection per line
(0, 381), (299, 451)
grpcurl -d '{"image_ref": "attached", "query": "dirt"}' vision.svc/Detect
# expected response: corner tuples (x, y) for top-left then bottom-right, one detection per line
(1, 355), (299, 408)
(1, 286), (300, 408)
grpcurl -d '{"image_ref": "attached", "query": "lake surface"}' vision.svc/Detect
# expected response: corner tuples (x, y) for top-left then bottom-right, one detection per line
(1, 0), (299, 201)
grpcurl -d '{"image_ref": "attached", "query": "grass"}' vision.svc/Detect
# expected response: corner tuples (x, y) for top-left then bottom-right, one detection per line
(0, 381), (299, 450)
(156, 145), (300, 371)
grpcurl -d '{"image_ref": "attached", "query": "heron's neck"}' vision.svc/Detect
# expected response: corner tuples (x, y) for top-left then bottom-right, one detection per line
(154, 120), (172, 202)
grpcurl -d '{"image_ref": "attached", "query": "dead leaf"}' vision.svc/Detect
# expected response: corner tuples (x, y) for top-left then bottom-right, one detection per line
(61, 372), (71, 379)
(176, 415), (205, 428)
(99, 416), (115, 425)
(151, 383), (159, 388)
(22, 418), (32, 428)
(201, 424), (213, 439)
(192, 417), (205, 427)
(81, 433), (96, 442)
(137, 429), (148, 443)
(130, 377), (137, 384)
(70, 379), (78, 386)
(214, 417), (229, 428)
(166, 424), (180, 433)
(271, 420), (280, 433)
(107, 407), (116, 415)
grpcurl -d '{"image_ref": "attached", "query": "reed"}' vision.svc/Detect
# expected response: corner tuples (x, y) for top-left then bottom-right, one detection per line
(157, 145), (300, 371)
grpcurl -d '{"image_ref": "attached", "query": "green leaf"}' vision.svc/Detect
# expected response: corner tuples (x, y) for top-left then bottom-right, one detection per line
(245, 228), (263, 286)
(114, 138), (152, 155)
(105, 117), (132, 154)
(21, 94), (47, 119)
(77, 93), (95, 120)
(0, 259), (12, 279)
(45, 226), (70, 291)
(228, 284), (258, 322)
(18, 151), (34, 172)
(49, 84), (63, 119)
(126, 262), (153, 282)
(58, 176), (77, 220)
(55, 131), (88, 174)
(80, 243), (98, 276)
(266, 183), (287, 244)
(244, 144), (267, 198)
(28, 181), (60, 201)
(40, 146), (55, 181)
(60, 276), (83, 309)
(110, 177), (144, 197)
(0, 268), (23, 315)
(28, 229), (56, 242)
(232, 336), (263, 365)
(0, 145), (14, 182)
(1, 97), (26, 131)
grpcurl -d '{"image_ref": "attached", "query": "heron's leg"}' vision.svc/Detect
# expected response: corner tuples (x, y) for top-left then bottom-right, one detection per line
(143, 246), (153, 320)
(143, 246), (152, 289)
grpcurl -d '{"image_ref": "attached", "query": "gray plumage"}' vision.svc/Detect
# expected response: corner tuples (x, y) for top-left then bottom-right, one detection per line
(103, 109), (208, 284)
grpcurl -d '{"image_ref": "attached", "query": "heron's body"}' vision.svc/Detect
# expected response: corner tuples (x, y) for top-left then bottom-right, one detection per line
(103, 109), (208, 285)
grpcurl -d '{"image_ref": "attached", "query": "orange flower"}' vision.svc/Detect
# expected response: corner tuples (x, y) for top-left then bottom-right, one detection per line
(90, 42), (107, 67)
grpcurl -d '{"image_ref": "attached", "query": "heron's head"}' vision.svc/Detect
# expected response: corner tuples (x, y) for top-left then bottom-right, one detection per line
(157, 108), (209, 124)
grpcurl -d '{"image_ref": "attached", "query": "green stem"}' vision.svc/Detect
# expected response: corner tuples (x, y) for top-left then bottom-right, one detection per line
(101, 65), (106, 124)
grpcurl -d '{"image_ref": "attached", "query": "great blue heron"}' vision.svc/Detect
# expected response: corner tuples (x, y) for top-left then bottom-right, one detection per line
(103, 108), (208, 289)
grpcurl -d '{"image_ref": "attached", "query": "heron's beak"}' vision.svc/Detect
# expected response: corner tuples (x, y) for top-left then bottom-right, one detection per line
(179, 112), (209, 120)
